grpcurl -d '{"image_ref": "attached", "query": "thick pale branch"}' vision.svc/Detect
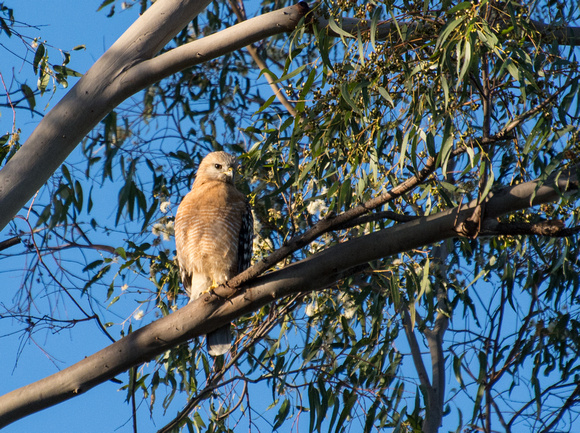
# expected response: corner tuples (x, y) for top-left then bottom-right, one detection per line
(126, 3), (309, 85)
(0, 1), (309, 233)
(314, 13), (580, 47)
(1, 166), (576, 428)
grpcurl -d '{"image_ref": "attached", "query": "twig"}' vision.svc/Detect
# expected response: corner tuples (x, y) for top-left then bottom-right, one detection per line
(0, 71), (17, 136)
(15, 215), (117, 343)
(481, 220), (579, 237)
(228, 0), (298, 117)
(0, 236), (21, 251)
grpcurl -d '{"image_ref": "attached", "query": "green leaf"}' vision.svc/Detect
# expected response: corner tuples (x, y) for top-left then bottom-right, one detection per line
(272, 399), (290, 430)
(38, 68), (50, 95)
(270, 64), (307, 84)
(308, 385), (320, 433)
(83, 260), (104, 272)
(255, 94), (276, 114)
(97, 0), (115, 11)
(453, 354), (465, 389)
(370, 8), (381, 52)
(377, 86), (394, 108)
(74, 180), (83, 212)
(33, 43), (45, 75)
(21, 84), (35, 111)
(328, 17), (354, 40)
(456, 38), (472, 89)
(53, 65), (83, 78)
(398, 127), (412, 171)
(340, 83), (361, 114)
(301, 69), (317, 98)
(478, 163), (495, 204)
(0, 17), (12, 37)
(336, 389), (357, 432)
(107, 295), (120, 307)
(447, 1), (473, 14)
(435, 15), (466, 51)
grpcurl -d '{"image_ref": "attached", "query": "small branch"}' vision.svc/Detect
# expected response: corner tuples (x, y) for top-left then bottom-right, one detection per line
(332, 210), (419, 230)
(129, 3), (310, 85)
(539, 383), (580, 433)
(489, 282), (539, 389)
(156, 295), (302, 433)
(481, 219), (579, 237)
(16, 216), (117, 344)
(0, 236), (21, 251)
(498, 75), (576, 139)
(402, 309), (431, 390)
(228, 0), (298, 117)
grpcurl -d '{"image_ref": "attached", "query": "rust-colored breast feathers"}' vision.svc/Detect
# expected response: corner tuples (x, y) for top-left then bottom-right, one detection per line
(175, 180), (247, 285)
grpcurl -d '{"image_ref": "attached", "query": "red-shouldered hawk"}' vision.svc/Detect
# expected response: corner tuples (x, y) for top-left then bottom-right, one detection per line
(174, 151), (253, 357)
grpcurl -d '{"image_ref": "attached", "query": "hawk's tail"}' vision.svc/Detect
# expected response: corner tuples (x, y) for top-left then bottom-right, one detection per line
(207, 325), (232, 357)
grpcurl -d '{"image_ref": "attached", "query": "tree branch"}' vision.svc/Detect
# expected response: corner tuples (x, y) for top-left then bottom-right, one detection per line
(401, 309), (431, 390)
(529, 19), (580, 46)
(481, 219), (580, 237)
(0, 235), (20, 251)
(1, 165), (576, 428)
(228, 155), (438, 289)
(125, 3), (309, 86)
(313, 13), (580, 46)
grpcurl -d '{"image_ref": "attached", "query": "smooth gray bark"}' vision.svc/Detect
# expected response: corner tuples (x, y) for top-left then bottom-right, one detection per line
(0, 167), (576, 428)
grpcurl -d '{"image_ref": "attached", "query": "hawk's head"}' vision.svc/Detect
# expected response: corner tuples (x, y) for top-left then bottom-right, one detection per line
(195, 151), (239, 185)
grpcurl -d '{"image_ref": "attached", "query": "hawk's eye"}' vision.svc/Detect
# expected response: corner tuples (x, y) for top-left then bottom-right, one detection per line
(214, 164), (222, 170)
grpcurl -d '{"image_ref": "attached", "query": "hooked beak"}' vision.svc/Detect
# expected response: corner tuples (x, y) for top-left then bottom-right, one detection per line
(225, 166), (235, 182)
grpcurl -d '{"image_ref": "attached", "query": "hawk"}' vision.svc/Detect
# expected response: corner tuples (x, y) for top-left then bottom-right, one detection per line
(174, 151), (253, 356)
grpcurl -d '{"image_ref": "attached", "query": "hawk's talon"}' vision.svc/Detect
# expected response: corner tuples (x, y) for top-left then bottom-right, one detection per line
(200, 281), (219, 296)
